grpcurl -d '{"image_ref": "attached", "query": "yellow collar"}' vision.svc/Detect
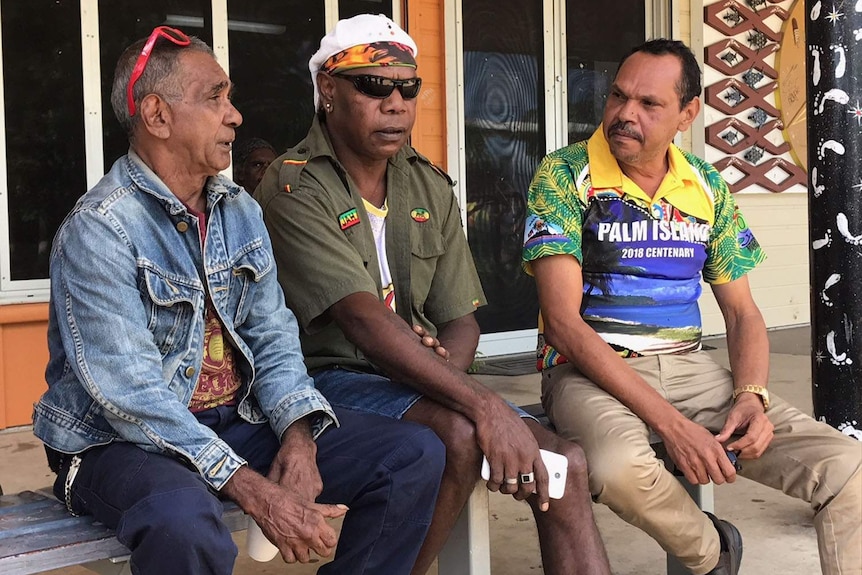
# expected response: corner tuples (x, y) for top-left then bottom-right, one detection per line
(587, 127), (713, 223)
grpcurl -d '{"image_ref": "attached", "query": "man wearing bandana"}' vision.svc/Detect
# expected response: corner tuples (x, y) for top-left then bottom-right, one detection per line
(256, 14), (612, 575)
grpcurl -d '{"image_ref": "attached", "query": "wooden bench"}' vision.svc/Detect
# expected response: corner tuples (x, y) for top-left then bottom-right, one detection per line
(0, 405), (712, 575)
(0, 484), (491, 575)
(0, 488), (179, 575)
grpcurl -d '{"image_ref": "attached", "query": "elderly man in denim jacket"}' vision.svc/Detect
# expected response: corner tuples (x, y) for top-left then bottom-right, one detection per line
(32, 27), (444, 575)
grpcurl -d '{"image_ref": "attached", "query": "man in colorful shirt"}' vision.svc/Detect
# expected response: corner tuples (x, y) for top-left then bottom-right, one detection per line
(524, 39), (861, 575)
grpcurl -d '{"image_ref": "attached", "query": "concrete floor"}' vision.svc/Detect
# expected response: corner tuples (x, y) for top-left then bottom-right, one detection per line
(1, 325), (853, 574)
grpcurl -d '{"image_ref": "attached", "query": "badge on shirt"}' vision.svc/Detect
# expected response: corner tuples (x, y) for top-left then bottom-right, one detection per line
(411, 208), (430, 223)
(339, 208), (360, 230)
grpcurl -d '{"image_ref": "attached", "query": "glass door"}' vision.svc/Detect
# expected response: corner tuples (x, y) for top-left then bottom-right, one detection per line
(462, 0), (546, 339)
(459, 0), (653, 356)
(564, 1), (645, 144)
(227, 0), (326, 156)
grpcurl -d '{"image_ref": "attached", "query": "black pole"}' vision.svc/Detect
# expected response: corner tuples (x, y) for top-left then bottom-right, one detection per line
(806, 0), (862, 440)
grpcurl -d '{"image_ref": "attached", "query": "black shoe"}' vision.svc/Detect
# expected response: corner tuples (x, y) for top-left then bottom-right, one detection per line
(704, 512), (743, 575)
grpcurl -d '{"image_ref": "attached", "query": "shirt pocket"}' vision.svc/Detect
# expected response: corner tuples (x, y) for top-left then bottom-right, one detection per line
(410, 226), (446, 310)
(229, 242), (273, 327)
(142, 268), (200, 356)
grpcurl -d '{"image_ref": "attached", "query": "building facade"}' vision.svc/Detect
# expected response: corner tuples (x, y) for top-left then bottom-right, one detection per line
(0, 0), (810, 428)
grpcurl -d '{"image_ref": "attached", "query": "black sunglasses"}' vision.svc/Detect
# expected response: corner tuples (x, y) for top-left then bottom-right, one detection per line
(331, 73), (422, 100)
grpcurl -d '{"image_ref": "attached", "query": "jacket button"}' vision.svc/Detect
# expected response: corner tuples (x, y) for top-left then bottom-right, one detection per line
(176, 221), (189, 233)
(185, 366), (195, 377)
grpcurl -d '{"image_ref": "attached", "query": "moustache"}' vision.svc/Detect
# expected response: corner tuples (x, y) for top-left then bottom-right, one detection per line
(608, 123), (643, 142)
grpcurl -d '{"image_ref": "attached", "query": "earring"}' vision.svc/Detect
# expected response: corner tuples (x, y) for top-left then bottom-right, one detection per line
(325, 102), (333, 113)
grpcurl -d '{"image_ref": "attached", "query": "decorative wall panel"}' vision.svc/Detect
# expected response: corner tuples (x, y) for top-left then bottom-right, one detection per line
(702, 0), (807, 193)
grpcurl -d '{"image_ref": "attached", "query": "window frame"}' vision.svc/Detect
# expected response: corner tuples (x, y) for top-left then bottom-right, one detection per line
(0, 0), (396, 303)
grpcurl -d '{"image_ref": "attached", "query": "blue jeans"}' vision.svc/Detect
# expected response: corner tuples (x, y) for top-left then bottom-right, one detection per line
(54, 406), (445, 575)
(314, 367), (535, 420)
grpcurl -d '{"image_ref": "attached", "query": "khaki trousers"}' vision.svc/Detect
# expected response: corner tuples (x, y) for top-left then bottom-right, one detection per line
(542, 352), (861, 575)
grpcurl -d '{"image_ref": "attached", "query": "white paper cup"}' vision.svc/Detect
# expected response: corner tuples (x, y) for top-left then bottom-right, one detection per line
(247, 517), (280, 562)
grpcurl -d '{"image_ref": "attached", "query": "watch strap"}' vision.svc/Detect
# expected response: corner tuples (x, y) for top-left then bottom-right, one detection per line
(732, 384), (769, 410)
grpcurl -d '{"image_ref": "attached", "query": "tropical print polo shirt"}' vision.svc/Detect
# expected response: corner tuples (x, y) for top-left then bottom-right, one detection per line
(523, 128), (766, 369)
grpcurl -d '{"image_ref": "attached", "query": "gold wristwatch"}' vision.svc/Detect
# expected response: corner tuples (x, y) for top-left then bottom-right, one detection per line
(732, 385), (770, 411)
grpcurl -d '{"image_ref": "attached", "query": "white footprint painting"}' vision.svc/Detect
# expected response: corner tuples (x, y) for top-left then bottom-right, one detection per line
(811, 1), (822, 20)
(811, 46), (823, 86)
(837, 213), (862, 245)
(813, 229), (832, 249)
(827, 331), (853, 365)
(818, 139), (846, 159)
(830, 44), (847, 78)
(820, 273), (841, 306)
(815, 88), (850, 114)
(837, 421), (862, 440)
(812, 167), (826, 197)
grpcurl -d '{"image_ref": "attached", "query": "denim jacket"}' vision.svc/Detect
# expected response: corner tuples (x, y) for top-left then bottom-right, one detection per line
(33, 151), (336, 490)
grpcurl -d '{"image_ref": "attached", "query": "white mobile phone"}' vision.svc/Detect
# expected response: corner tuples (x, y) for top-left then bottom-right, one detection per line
(480, 449), (568, 499)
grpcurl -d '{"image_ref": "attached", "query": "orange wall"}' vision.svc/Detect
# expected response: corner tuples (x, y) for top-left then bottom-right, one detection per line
(409, 0), (447, 169)
(0, 303), (48, 429)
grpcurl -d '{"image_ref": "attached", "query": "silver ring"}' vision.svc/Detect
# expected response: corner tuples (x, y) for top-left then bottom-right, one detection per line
(504, 478), (519, 485)
(519, 472), (535, 484)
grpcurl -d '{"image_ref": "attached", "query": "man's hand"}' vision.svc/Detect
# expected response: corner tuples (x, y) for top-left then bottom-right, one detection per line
(254, 481), (347, 563)
(715, 394), (774, 459)
(269, 417), (322, 504)
(413, 324), (450, 361)
(475, 398), (550, 511)
(223, 466), (347, 563)
(660, 418), (739, 486)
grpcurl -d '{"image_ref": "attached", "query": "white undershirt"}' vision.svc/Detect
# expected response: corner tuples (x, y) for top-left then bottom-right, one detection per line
(363, 198), (396, 312)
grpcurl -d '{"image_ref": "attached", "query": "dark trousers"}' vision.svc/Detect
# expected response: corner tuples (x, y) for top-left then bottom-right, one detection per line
(54, 406), (445, 575)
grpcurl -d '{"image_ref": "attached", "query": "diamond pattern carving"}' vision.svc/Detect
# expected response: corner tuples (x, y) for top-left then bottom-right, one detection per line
(703, 0), (803, 193)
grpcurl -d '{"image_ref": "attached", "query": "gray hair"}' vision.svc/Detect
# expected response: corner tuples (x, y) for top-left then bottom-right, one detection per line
(110, 33), (214, 136)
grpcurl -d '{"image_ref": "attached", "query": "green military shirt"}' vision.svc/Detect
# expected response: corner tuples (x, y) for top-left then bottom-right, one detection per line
(254, 115), (486, 372)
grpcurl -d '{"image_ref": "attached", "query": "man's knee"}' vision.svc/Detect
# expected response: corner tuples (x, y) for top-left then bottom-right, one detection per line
(442, 412), (482, 466)
(385, 424), (447, 486)
(540, 435), (589, 488)
(408, 402), (482, 471)
(561, 441), (589, 485)
(818, 445), (862, 511)
(406, 425), (448, 472)
(587, 444), (662, 503)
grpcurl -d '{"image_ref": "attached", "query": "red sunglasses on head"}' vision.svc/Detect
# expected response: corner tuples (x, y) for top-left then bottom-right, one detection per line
(126, 26), (191, 117)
